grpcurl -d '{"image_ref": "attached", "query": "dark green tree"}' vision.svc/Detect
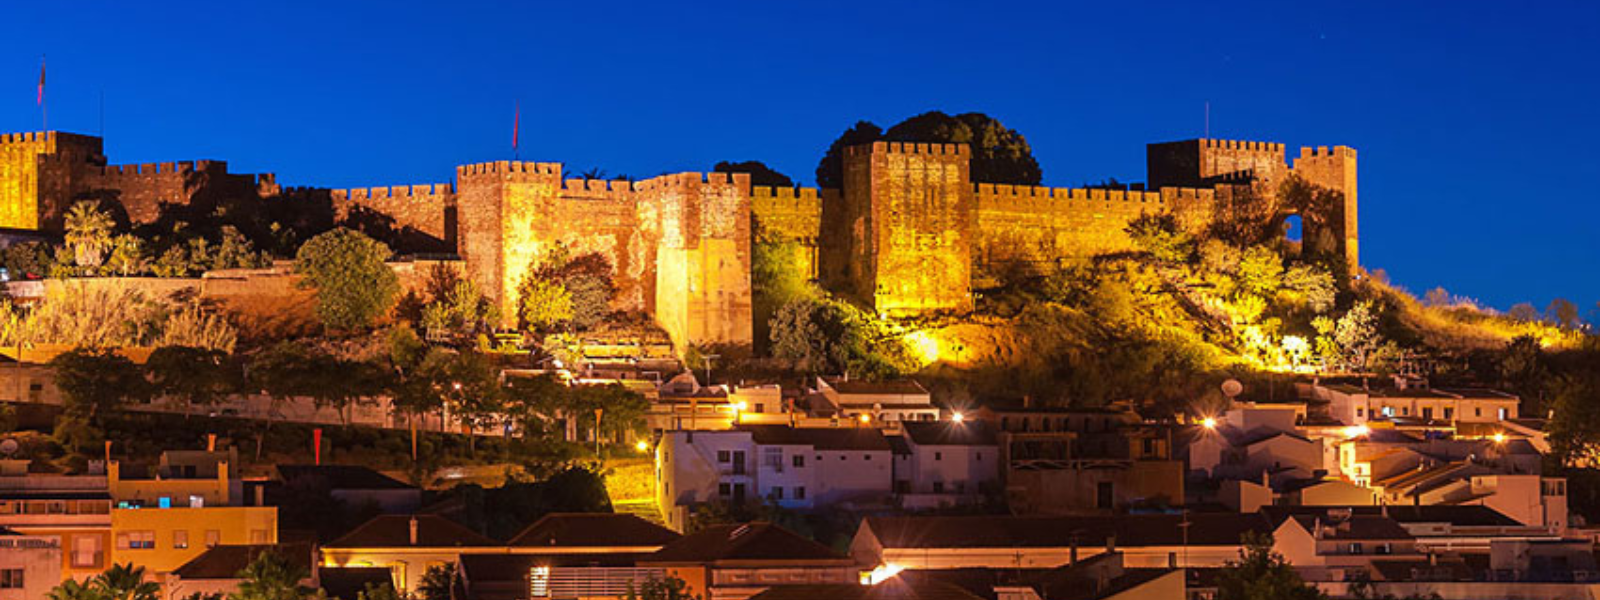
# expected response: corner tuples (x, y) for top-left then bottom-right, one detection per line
(713, 161), (793, 187)
(416, 563), (459, 600)
(814, 121), (883, 189)
(294, 228), (400, 331)
(51, 348), (152, 453)
(147, 346), (239, 413)
(1214, 532), (1325, 600)
(1124, 212), (1193, 263)
(883, 111), (1042, 185)
(624, 574), (700, 600)
(231, 550), (317, 600)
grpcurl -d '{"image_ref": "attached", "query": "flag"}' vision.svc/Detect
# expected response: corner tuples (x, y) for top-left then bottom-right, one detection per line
(512, 102), (520, 152)
(37, 58), (45, 106)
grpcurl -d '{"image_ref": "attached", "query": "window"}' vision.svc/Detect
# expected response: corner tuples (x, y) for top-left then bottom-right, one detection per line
(934, 452), (943, 461)
(250, 529), (268, 544)
(0, 568), (21, 589)
(1499, 408), (1508, 420)
(1382, 406), (1394, 417)
(795, 486), (806, 500)
(1096, 482), (1114, 509)
(1444, 408), (1454, 420)
(976, 452), (982, 461)
(717, 450), (731, 463)
(1348, 543), (1363, 555)
(1376, 543), (1392, 555)
(864, 454), (872, 461)
(762, 448), (783, 470)
(1475, 407), (1482, 417)
(173, 530), (189, 549)
(792, 455), (805, 468)
(205, 530), (221, 548)
(771, 487), (784, 500)
(933, 482), (944, 493)
(118, 531), (155, 550)
(1422, 407), (1433, 420)
(72, 536), (99, 568)
(1356, 408), (1364, 418)
(1142, 439), (1156, 455)
(189, 495), (205, 508)
(719, 483), (732, 497)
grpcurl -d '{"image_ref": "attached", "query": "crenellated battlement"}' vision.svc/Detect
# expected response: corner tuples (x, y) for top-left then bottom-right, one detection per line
(844, 141), (970, 158)
(1298, 145), (1357, 159)
(751, 186), (821, 201)
(331, 183), (455, 203)
(1201, 139), (1286, 154)
(98, 160), (227, 177)
(0, 132), (53, 145)
(559, 178), (636, 195)
(974, 183), (1166, 206)
(635, 171), (751, 191)
(456, 161), (562, 178)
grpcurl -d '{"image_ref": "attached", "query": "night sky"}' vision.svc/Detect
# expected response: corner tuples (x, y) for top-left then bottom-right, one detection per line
(3, 1), (1595, 314)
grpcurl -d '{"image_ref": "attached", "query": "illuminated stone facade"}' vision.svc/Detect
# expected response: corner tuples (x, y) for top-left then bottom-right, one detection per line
(0, 130), (1354, 346)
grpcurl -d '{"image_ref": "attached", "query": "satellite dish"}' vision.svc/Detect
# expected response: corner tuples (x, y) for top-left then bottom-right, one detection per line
(0, 439), (19, 456)
(1221, 379), (1244, 399)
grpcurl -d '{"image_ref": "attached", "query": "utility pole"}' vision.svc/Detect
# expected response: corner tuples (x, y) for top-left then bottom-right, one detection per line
(701, 354), (719, 387)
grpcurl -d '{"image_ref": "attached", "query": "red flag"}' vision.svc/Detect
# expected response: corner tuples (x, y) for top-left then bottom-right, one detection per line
(512, 102), (520, 152)
(36, 58), (45, 106)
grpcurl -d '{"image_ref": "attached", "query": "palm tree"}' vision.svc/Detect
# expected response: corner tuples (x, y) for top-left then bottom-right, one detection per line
(46, 578), (98, 600)
(64, 201), (115, 268)
(95, 563), (160, 600)
(232, 550), (316, 600)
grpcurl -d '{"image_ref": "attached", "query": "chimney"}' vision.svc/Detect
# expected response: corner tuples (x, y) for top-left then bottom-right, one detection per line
(1070, 536), (1079, 565)
(409, 517), (419, 546)
(1105, 535), (1116, 554)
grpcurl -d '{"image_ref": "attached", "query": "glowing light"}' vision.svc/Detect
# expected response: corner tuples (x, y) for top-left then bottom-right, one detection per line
(1202, 417), (1217, 430)
(861, 563), (904, 585)
(734, 401), (748, 412)
(859, 414), (871, 424)
(1342, 425), (1370, 439)
(904, 330), (941, 365)
(951, 412), (966, 423)
(635, 440), (650, 453)
(1492, 432), (1506, 444)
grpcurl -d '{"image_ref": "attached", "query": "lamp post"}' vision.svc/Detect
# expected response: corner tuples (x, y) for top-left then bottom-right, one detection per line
(594, 408), (604, 458)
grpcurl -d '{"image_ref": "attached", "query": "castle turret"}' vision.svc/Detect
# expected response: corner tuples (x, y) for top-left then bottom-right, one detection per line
(836, 141), (974, 316)
(1292, 145), (1359, 274)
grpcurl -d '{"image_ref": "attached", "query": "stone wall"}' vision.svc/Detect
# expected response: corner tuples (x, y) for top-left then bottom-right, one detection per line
(1291, 145), (1359, 272)
(839, 141), (974, 315)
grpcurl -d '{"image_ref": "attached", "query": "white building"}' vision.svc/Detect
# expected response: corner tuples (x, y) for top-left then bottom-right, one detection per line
(1315, 383), (1519, 426)
(890, 421), (1000, 509)
(815, 378), (939, 422)
(656, 425), (893, 531)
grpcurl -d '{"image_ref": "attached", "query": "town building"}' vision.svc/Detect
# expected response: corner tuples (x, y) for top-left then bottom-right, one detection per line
(890, 421), (1001, 509)
(320, 514), (498, 594)
(640, 522), (860, 600)
(975, 405), (1183, 514)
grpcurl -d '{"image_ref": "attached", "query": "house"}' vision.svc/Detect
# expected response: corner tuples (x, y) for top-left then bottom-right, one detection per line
(165, 543), (316, 600)
(506, 512), (680, 553)
(1271, 512), (1422, 582)
(639, 522), (860, 600)
(1187, 406), (1323, 483)
(890, 421), (1001, 509)
(656, 425), (893, 530)
(989, 551), (1185, 600)
(851, 514), (1278, 570)
(0, 460), (112, 582)
(816, 378), (939, 422)
(108, 452), (234, 509)
(110, 504), (279, 579)
(0, 530), (61, 599)
(977, 406), (1183, 514)
(275, 465), (422, 514)
(320, 514), (498, 594)
(1314, 382), (1519, 426)
(460, 553), (664, 600)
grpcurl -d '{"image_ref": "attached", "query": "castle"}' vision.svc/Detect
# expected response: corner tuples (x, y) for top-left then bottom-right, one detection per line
(0, 130), (1356, 348)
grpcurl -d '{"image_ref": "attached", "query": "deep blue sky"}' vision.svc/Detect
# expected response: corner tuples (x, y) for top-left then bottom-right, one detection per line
(3, 1), (1596, 313)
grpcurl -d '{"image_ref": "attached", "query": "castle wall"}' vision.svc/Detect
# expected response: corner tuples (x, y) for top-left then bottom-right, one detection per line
(972, 185), (1218, 268)
(640, 172), (753, 346)
(750, 186), (823, 279)
(1291, 145), (1359, 272)
(330, 183), (456, 246)
(840, 142), (974, 315)
(1149, 139), (1287, 189)
(454, 161), (564, 329)
(0, 132), (104, 229)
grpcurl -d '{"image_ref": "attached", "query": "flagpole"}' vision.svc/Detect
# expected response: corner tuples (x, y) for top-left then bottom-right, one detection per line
(39, 55), (47, 131)
(512, 101), (520, 161)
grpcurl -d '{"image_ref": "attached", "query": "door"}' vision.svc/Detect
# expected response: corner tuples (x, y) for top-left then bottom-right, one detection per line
(732, 451), (746, 475)
(733, 483), (747, 504)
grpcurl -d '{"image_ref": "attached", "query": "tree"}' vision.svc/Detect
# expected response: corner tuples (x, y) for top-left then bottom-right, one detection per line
(48, 563), (162, 600)
(1546, 297), (1581, 329)
(502, 374), (567, 438)
(231, 550), (316, 600)
(518, 277), (573, 333)
(1422, 286), (1451, 307)
(64, 201), (116, 268)
(1214, 532), (1324, 600)
(0, 240), (54, 279)
(51, 348), (152, 452)
(1281, 263), (1336, 313)
(356, 582), (401, 600)
(1508, 302), (1540, 322)
(1236, 246), (1284, 296)
(713, 161), (793, 187)
(1124, 213), (1192, 263)
(158, 303), (239, 352)
(147, 346), (239, 413)
(567, 383), (649, 446)
(105, 234), (148, 276)
(883, 111), (1042, 185)
(1313, 301), (1392, 374)
(769, 296), (909, 379)
(815, 121), (883, 189)
(294, 228), (400, 331)
(416, 563), (459, 600)
(625, 575), (700, 600)
(517, 244), (614, 332)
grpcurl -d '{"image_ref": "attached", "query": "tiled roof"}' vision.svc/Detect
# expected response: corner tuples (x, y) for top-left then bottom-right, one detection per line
(276, 465), (415, 490)
(507, 513), (680, 548)
(173, 544), (313, 580)
(748, 578), (983, 600)
(739, 425), (891, 451)
(325, 514), (496, 548)
(644, 522), (851, 564)
(902, 421), (998, 447)
(825, 378), (929, 398)
(864, 514), (1275, 549)
(1288, 515), (1413, 541)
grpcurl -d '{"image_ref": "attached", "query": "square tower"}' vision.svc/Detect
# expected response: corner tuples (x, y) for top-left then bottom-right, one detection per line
(837, 142), (974, 316)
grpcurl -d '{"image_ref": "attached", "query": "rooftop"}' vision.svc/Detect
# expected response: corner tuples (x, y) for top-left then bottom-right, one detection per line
(645, 522), (851, 564)
(901, 421), (998, 447)
(748, 579), (984, 600)
(738, 425), (892, 452)
(507, 512), (680, 548)
(864, 514), (1276, 549)
(173, 543), (314, 580)
(324, 514), (496, 548)
(276, 465), (415, 491)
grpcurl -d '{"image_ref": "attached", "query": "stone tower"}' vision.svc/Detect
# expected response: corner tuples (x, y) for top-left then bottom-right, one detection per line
(835, 141), (974, 316)
(1292, 146), (1359, 274)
